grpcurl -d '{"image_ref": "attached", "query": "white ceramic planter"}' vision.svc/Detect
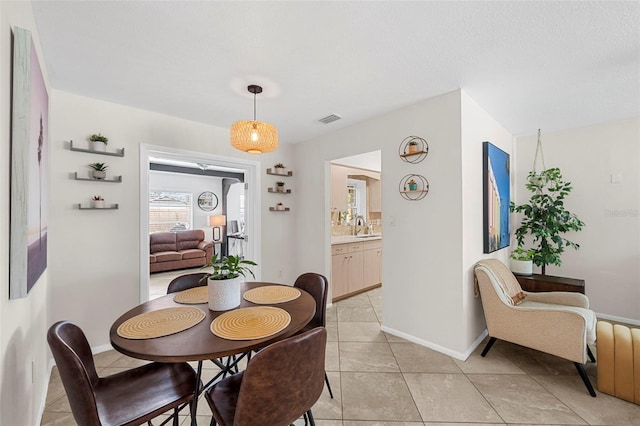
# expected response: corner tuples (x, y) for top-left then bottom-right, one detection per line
(274, 167), (286, 175)
(208, 277), (241, 311)
(91, 200), (105, 209)
(510, 259), (533, 275)
(92, 141), (107, 152)
(92, 170), (106, 180)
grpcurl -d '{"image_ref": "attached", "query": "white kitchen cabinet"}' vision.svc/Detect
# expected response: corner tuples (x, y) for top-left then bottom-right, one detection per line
(331, 239), (381, 302)
(363, 240), (382, 287)
(346, 244), (364, 294)
(331, 165), (349, 212)
(368, 178), (382, 213)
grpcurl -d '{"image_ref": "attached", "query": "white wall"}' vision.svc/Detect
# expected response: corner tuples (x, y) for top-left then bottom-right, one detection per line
(49, 91), (297, 353)
(0, 2), (51, 425)
(149, 170), (224, 241)
(514, 118), (640, 323)
(298, 91), (470, 356)
(460, 91), (513, 345)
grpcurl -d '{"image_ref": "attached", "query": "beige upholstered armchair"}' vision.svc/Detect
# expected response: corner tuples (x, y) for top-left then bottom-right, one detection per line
(474, 259), (597, 396)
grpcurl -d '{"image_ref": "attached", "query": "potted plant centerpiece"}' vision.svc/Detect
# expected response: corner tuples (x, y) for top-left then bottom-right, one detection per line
(407, 179), (418, 191)
(510, 167), (585, 275)
(509, 247), (534, 275)
(276, 181), (285, 192)
(89, 133), (108, 152)
(88, 162), (108, 180)
(407, 140), (419, 153)
(200, 255), (257, 311)
(274, 162), (286, 175)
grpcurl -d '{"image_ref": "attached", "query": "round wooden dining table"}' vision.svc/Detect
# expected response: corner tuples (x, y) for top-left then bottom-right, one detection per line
(110, 281), (316, 426)
(110, 281), (316, 363)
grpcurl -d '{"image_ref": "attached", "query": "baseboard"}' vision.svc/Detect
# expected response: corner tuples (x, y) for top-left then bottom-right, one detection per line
(596, 312), (640, 327)
(380, 325), (488, 361)
(92, 343), (114, 355)
(37, 358), (55, 426)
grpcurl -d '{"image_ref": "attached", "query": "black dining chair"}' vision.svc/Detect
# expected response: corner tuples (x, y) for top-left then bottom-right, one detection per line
(166, 272), (208, 294)
(47, 321), (197, 426)
(205, 327), (327, 426)
(293, 272), (334, 399)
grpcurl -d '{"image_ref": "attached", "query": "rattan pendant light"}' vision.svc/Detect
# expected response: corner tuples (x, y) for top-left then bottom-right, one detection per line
(230, 85), (278, 154)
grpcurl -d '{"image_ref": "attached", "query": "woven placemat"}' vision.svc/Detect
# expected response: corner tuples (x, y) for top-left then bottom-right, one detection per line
(210, 306), (291, 340)
(117, 307), (206, 339)
(174, 286), (208, 304)
(243, 285), (301, 304)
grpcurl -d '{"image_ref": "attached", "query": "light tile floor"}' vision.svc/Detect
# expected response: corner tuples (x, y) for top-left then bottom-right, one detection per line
(41, 286), (640, 425)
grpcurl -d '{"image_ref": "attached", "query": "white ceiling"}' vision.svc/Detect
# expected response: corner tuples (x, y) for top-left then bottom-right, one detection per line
(32, 1), (640, 144)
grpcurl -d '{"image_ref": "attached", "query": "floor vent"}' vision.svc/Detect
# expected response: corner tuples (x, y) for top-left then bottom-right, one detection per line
(318, 114), (341, 124)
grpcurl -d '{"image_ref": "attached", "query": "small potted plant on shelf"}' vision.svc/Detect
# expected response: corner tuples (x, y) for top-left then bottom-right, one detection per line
(91, 195), (105, 209)
(89, 133), (108, 152)
(407, 178), (418, 191)
(407, 140), (419, 154)
(88, 162), (108, 180)
(276, 181), (285, 192)
(276, 202), (285, 211)
(274, 162), (286, 175)
(200, 254), (257, 311)
(509, 247), (534, 275)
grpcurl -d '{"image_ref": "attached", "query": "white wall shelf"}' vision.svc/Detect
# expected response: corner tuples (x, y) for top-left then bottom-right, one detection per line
(73, 172), (122, 183)
(266, 168), (293, 177)
(77, 204), (119, 210)
(69, 140), (125, 157)
(268, 188), (291, 194)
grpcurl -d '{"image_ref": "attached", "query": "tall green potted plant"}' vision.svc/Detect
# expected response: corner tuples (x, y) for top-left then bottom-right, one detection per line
(510, 168), (585, 275)
(201, 255), (257, 311)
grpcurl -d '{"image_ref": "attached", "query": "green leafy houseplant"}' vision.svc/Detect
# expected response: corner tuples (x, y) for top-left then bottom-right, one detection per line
(510, 247), (534, 261)
(200, 255), (257, 281)
(89, 133), (108, 144)
(510, 168), (585, 275)
(274, 163), (285, 169)
(88, 162), (108, 171)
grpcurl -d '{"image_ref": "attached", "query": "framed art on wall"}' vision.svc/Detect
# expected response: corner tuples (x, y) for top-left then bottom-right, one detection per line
(10, 27), (49, 299)
(482, 142), (510, 253)
(197, 191), (219, 211)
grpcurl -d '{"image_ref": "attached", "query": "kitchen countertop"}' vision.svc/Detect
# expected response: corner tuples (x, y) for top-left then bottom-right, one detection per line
(331, 234), (382, 245)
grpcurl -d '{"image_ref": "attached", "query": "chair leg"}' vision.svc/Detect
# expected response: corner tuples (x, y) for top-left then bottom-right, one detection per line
(574, 362), (596, 397)
(324, 372), (334, 399)
(173, 407), (179, 426)
(587, 345), (596, 362)
(307, 409), (316, 426)
(481, 336), (497, 357)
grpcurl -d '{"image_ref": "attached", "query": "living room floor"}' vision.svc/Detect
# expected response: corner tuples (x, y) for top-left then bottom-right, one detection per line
(41, 285), (640, 425)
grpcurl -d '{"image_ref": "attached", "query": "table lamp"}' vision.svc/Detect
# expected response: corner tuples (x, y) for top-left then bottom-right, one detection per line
(208, 215), (226, 242)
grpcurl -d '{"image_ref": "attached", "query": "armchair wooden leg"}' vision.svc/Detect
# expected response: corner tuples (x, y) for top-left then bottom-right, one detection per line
(587, 345), (596, 362)
(574, 362), (596, 397)
(481, 337), (497, 357)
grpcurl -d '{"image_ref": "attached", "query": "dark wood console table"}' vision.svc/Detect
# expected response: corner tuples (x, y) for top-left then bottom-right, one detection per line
(515, 273), (585, 294)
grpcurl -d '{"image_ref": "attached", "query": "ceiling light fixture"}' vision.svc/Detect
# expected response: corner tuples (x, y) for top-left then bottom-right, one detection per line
(230, 85), (278, 154)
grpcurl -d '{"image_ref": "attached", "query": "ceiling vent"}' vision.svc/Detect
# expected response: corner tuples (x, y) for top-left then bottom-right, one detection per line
(318, 113), (341, 124)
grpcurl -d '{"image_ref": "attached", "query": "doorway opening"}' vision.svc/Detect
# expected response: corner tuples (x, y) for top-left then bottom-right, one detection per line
(329, 150), (382, 307)
(139, 144), (261, 302)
